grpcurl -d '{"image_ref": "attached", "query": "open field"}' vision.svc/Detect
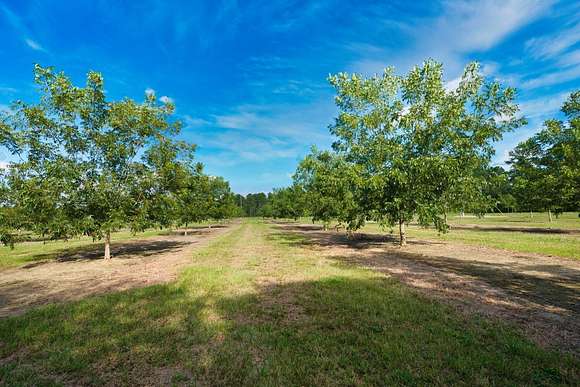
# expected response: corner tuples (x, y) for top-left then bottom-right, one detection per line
(363, 224), (580, 260)
(0, 222), (224, 271)
(0, 219), (578, 385)
(0, 225), (232, 317)
(445, 212), (580, 230)
(297, 212), (580, 260)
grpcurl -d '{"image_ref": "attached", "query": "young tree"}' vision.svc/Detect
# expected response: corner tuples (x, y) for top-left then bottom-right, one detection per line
(0, 65), (195, 258)
(294, 147), (359, 230)
(270, 185), (306, 220)
(207, 176), (240, 222)
(508, 90), (579, 218)
(327, 60), (524, 245)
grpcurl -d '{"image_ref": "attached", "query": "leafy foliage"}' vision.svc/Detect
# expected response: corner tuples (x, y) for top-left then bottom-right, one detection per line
(297, 60), (524, 244)
(508, 91), (579, 215)
(0, 65), (238, 256)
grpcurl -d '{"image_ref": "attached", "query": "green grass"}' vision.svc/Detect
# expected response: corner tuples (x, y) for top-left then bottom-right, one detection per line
(0, 219), (577, 385)
(445, 212), (580, 230)
(0, 221), (225, 270)
(298, 212), (580, 260)
(0, 229), (165, 270)
(360, 223), (580, 260)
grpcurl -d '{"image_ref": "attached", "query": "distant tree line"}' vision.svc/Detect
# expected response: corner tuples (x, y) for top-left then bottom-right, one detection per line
(0, 65), (240, 258)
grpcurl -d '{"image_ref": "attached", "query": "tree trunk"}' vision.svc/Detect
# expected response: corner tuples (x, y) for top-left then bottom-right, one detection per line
(323, 223), (328, 231)
(548, 209), (553, 223)
(399, 219), (407, 247)
(530, 211), (533, 219)
(104, 231), (111, 260)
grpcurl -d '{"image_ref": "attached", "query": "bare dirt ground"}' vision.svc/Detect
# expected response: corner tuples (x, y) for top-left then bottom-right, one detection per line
(273, 222), (580, 355)
(0, 225), (234, 317)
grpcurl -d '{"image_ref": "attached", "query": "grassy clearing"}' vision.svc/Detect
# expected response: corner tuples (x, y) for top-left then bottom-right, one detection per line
(0, 219), (577, 385)
(361, 223), (580, 260)
(0, 222), (224, 270)
(0, 229), (165, 270)
(445, 212), (580, 230)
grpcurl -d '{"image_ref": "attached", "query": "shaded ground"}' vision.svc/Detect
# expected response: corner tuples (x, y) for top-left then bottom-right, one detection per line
(448, 223), (580, 234)
(273, 222), (580, 355)
(0, 225), (234, 317)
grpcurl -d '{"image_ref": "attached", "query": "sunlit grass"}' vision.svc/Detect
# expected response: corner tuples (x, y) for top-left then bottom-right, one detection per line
(0, 219), (577, 385)
(0, 221), (222, 270)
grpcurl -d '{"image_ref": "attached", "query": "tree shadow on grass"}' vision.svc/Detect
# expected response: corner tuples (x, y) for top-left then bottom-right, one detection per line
(273, 223), (438, 249)
(0, 275), (577, 386)
(269, 226), (580, 354)
(19, 240), (193, 268)
(448, 224), (580, 234)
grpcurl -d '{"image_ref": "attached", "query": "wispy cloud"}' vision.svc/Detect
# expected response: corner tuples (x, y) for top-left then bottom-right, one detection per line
(352, 0), (553, 75)
(211, 100), (334, 143)
(523, 65), (580, 89)
(181, 114), (210, 128)
(24, 38), (44, 51)
(519, 91), (569, 120)
(525, 21), (580, 60)
(1, 4), (48, 53)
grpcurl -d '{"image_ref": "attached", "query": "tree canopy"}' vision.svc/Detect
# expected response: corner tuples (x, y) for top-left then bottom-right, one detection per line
(296, 60), (524, 245)
(0, 65), (238, 257)
(508, 91), (579, 218)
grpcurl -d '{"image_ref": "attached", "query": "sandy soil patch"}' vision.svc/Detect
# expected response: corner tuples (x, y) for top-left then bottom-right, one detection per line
(0, 225), (234, 317)
(274, 222), (580, 355)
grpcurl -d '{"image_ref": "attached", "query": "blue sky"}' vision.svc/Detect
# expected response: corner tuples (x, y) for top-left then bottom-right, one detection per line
(1, 0), (579, 194)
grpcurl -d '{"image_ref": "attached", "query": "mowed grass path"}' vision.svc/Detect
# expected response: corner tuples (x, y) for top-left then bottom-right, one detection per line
(1, 220), (578, 385)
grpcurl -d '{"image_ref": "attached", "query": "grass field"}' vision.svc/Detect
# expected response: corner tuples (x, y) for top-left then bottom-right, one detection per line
(0, 222), (223, 270)
(297, 212), (580, 260)
(362, 224), (580, 260)
(0, 229), (165, 270)
(0, 219), (577, 385)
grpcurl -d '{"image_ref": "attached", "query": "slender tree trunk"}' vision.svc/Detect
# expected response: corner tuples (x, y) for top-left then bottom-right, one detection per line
(548, 209), (553, 223)
(323, 223), (328, 231)
(399, 219), (407, 247)
(530, 210), (533, 219)
(104, 231), (111, 260)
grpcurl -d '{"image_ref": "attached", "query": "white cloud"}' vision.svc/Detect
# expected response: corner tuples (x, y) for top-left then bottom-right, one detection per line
(518, 92), (569, 120)
(0, 161), (9, 170)
(160, 95), (173, 104)
(431, 0), (551, 52)
(0, 86), (17, 94)
(212, 100), (334, 144)
(444, 76), (462, 91)
(182, 114), (210, 128)
(557, 49), (580, 67)
(523, 65), (580, 89)
(525, 22), (580, 60)
(145, 88), (155, 96)
(214, 110), (260, 130)
(352, 0), (553, 75)
(24, 38), (44, 51)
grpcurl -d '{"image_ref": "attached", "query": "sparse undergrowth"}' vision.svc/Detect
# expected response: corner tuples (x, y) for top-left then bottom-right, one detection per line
(0, 220), (578, 385)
